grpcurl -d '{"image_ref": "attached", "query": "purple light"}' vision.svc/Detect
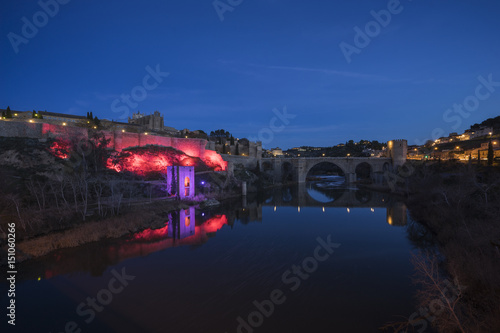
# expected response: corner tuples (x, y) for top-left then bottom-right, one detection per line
(202, 213), (205, 217)
(201, 181), (205, 185)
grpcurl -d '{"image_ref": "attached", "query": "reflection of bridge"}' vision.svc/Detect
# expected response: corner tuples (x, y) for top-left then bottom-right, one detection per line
(261, 139), (408, 183)
(263, 184), (390, 208)
(262, 184), (408, 226)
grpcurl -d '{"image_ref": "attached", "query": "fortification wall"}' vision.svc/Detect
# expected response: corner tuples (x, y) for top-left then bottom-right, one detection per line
(0, 121), (43, 138)
(1, 121), (208, 159)
(222, 155), (258, 169)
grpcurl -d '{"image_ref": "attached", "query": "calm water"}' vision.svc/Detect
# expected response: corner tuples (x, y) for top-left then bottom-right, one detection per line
(2, 181), (421, 333)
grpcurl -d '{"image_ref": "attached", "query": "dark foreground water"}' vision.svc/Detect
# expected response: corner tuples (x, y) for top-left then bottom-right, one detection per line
(2, 180), (422, 333)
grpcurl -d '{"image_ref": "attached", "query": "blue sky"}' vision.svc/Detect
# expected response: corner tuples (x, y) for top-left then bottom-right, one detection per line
(1, 0), (500, 149)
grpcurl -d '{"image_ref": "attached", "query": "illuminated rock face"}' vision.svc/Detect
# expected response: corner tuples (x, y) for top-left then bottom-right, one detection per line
(106, 146), (206, 175)
(38, 122), (227, 173)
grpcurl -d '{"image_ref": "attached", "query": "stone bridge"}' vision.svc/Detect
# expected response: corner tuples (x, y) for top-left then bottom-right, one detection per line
(260, 139), (408, 183)
(261, 157), (393, 183)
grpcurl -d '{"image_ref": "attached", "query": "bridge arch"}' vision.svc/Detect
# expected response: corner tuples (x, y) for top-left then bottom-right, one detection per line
(262, 160), (274, 172)
(355, 162), (373, 181)
(304, 161), (347, 182)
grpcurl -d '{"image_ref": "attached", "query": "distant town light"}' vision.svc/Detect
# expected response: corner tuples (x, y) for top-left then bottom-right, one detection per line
(62, 122), (67, 126)
(347, 208), (350, 213)
(14, 113), (18, 116)
(456, 146), (460, 150)
(93, 126), (97, 129)
(122, 129), (125, 132)
(371, 208), (374, 212)
(145, 132), (148, 135)
(489, 132), (493, 136)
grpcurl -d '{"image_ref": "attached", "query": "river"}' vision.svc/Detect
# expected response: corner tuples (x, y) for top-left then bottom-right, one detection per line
(2, 178), (422, 333)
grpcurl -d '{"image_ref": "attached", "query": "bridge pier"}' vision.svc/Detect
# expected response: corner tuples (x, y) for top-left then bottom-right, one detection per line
(346, 173), (356, 183)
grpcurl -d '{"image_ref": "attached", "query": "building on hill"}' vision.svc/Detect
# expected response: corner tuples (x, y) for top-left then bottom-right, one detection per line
(128, 111), (164, 131)
(270, 148), (284, 157)
(470, 126), (493, 139)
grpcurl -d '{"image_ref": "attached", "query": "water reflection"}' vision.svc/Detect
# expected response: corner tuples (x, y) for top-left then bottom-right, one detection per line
(18, 183), (407, 282)
(10, 181), (421, 333)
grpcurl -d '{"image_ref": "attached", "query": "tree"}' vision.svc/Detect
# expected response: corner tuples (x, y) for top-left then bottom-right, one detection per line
(89, 111), (93, 120)
(487, 140), (494, 166)
(222, 144), (227, 154)
(1, 111), (5, 118)
(235, 143), (239, 155)
(87, 111), (90, 119)
(32, 110), (37, 118)
(230, 135), (235, 145)
(93, 116), (101, 126)
(6, 106), (12, 118)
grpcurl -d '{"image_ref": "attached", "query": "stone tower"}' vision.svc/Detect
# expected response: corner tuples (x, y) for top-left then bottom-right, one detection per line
(387, 139), (407, 168)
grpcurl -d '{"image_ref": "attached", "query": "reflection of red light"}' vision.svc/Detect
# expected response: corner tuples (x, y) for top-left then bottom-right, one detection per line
(201, 215), (228, 233)
(132, 224), (169, 241)
(39, 214), (229, 280)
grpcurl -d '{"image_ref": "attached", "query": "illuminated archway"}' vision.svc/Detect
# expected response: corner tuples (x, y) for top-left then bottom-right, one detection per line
(184, 177), (190, 197)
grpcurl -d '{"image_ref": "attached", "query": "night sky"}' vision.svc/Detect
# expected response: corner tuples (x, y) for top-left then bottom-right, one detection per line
(2, 0), (500, 149)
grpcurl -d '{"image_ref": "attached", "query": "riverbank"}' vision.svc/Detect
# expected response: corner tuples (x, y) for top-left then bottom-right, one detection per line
(396, 162), (500, 332)
(1, 198), (219, 264)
